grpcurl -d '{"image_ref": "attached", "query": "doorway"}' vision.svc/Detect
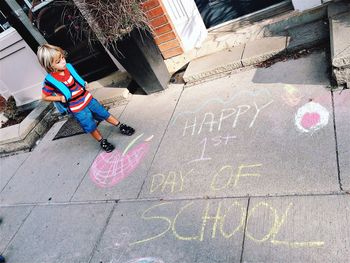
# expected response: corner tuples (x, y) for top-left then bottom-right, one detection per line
(15, 0), (118, 82)
(195, 0), (287, 28)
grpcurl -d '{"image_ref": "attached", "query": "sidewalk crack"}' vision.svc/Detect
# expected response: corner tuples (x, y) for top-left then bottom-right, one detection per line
(331, 90), (343, 191)
(88, 203), (116, 263)
(240, 197), (250, 263)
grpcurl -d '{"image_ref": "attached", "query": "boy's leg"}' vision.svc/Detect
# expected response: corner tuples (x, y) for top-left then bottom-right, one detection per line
(90, 128), (114, 152)
(90, 129), (103, 141)
(105, 115), (120, 126)
(73, 107), (114, 152)
(89, 98), (135, 136)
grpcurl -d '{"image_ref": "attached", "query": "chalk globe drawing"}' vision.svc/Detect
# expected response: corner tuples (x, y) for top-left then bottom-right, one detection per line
(125, 257), (164, 263)
(295, 102), (329, 133)
(89, 134), (153, 188)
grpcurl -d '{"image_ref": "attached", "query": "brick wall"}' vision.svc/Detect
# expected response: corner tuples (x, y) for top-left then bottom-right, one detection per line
(141, 0), (184, 59)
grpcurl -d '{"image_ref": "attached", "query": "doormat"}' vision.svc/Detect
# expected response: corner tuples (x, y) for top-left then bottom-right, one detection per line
(53, 117), (96, 140)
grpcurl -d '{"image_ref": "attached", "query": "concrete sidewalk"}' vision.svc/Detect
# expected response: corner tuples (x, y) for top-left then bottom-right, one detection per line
(0, 52), (349, 262)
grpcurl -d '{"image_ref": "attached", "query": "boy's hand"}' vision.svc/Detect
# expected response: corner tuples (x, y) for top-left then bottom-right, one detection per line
(60, 96), (66, 103)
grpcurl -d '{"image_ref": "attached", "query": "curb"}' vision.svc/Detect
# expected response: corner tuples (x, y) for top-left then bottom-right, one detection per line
(0, 102), (57, 156)
(0, 88), (130, 156)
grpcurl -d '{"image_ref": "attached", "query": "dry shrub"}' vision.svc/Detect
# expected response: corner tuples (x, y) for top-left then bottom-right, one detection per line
(71, 0), (149, 48)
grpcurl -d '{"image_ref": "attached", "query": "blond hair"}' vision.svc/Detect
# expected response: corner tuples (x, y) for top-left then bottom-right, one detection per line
(37, 44), (66, 73)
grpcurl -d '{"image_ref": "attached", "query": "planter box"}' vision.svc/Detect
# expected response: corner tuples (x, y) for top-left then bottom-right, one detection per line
(110, 29), (170, 95)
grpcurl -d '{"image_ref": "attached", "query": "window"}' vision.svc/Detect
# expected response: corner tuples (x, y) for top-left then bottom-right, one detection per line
(23, 0), (54, 12)
(0, 11), (11, 33)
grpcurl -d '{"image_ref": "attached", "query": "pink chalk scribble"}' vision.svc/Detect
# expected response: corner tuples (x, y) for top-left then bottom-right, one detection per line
(89, 135), (152, 188)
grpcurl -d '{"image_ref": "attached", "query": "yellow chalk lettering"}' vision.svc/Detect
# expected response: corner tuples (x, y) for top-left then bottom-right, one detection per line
(129, 202), (172, 246)
(199, 201), (224, 241)
(172, 201), (199, 241)
(220, 201), (246, 239)
(230, 164), (262, 187)
(150, 173), (165, 193)
(270, 240), (325, 248)
(179, 169), (194, 192)
(246, 202), (325, 248)
(211, 166), (234, 191)
(246, 202), (277, 243)
(270, 203), (324, 248)
(161, 171), (177, 193)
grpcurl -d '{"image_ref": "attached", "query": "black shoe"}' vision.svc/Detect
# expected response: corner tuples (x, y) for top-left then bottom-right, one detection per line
(0, 255), (5, 263)
(100, 139), (115, 153)
(119, 123), (135, 136)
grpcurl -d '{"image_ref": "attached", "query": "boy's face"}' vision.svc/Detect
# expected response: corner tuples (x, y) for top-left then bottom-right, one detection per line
(52, 53), (66, 72)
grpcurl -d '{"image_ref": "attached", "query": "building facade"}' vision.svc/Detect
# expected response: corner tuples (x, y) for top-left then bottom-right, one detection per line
(0, 0), (333, 105)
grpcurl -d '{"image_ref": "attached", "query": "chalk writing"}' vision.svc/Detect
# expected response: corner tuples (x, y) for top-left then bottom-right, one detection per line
(129, 201), (324, 248)
(150, 169), (194, 193)
(182, 100), (273, 137)
(211, 164), (262, 190)
(171, 89), (273, 126)
(188, 135), (237, 164)
(246, 202), (324, 248)
(149, 164), (262, 194)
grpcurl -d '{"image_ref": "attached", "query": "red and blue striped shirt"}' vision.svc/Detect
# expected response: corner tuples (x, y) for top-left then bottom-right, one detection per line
(42, 68), (92, 113)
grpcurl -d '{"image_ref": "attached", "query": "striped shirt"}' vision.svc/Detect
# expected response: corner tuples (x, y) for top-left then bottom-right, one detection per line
(42, 68), (92, 113)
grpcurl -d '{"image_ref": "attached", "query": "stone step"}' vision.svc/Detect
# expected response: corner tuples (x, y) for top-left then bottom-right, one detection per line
(165, 3), (328, 74)
(183, 36), (288, 84)
(328, 0), (350, 18)
(183, 23), (330, 86)
(329, 11), (350, 68)
(328, 1), (350, 86)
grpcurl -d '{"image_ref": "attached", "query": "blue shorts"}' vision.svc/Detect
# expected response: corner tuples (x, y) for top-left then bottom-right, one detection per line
(73, 98), (110, 133)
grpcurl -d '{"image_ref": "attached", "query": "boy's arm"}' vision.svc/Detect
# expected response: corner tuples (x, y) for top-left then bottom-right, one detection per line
(42, 93), (66, 103)
(42, 82), (66, 103)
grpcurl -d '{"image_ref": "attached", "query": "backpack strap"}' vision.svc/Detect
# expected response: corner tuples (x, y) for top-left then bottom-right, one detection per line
(45, 74), (72, 102)
(66, 63), (85, 89)
(44, 64), (85, 115)
(53, 101), (69, 115)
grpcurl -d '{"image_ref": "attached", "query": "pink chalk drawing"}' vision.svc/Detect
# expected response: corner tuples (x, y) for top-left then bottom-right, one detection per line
(301, 112), (321, 129)
(281, 85), (303, 107)
(295, 102), (329, 133)
(89, 134), (153, 188)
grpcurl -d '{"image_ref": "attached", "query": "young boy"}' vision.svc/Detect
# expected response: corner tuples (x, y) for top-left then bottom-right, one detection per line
(37, 44), (134, 152)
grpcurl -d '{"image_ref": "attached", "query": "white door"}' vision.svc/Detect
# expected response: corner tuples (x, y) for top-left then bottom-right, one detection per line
(162, 0), (207, 52)
(292, 0), (322, 11)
